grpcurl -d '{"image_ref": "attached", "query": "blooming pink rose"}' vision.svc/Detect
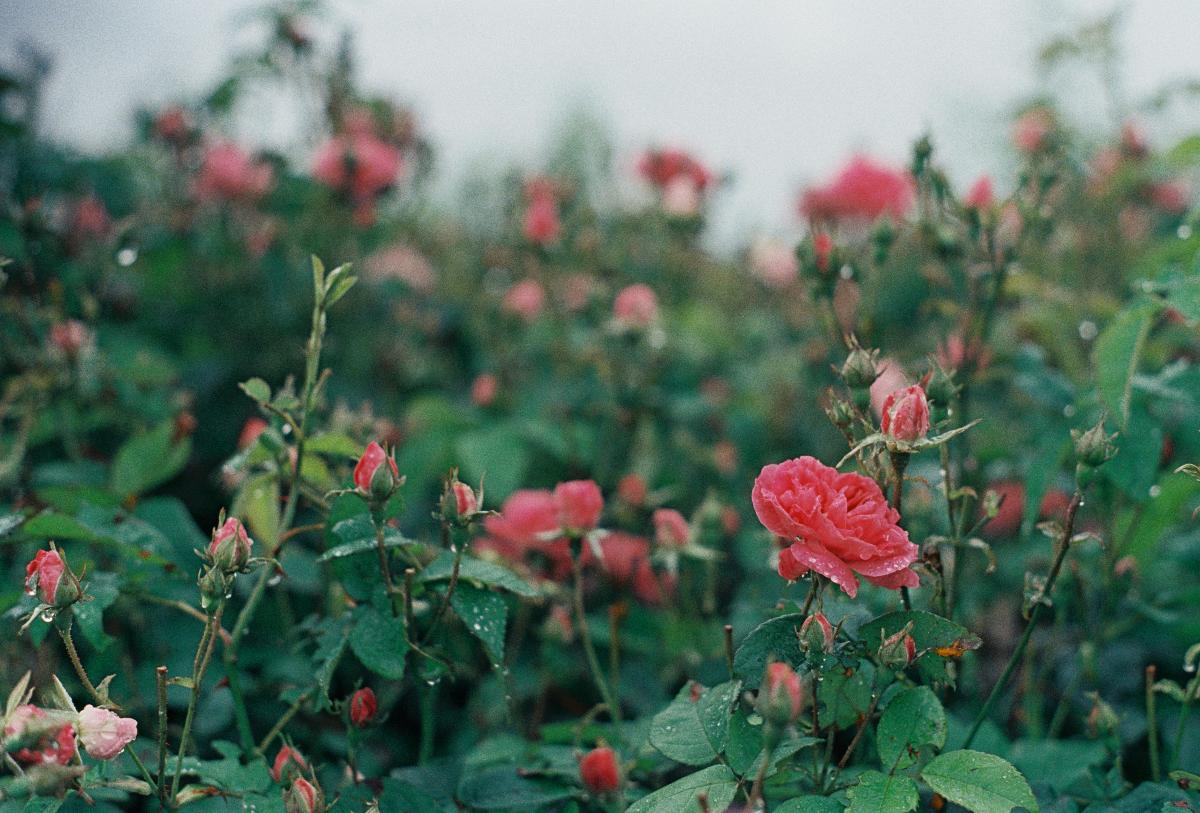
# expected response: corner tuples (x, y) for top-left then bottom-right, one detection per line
(612, 284), (658, 328)
(880, 384), (931, 442)
(800, 155), (914, 223)
(964, 176), (995, 211)
(652, 508), (689, 548)
(554, 480), (603, 533)
(752, 456), (919, 597)
(77, 705), (137, 760)
(1012, 108), (1054, 153)
(471, 373), (498, 407)
(750, 239), (798, 288)
(353, 441), (399, 495)
(312, 132), (402, 200)
(197, 142), (273, 201)
(479, 490), (571, 580)
(583, 532), (673, 605)
(637, 148), (711, 191)
(49, 320), (93, 357)
(25, 549), (67, 606)
(209, 517), (253, 572)
(502, 279), (545, 322)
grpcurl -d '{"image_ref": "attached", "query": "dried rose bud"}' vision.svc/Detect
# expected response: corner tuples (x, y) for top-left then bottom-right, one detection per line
(799, 612), (835, 654)
(578, 746), (620, 795)
(757, 662), (804, 726)
(349, 688), (377, 728)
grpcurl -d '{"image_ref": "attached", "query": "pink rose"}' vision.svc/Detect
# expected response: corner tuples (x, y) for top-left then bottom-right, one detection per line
(964, 176), (995, 211)
(312, 133), (402, 200)
(353, 441), (399, 496)
(77, 705), (137, 760)
(759, 662), (803, 724)
(238, 418), (268, 450)
(349, 687), (377, 728)
(363, 244), (435, 292)
(451, 480), (479, 516)
(209, 517), (253, 572)
(25, 549), (68, 606)
(660, 176), (702, 217)
(749, 239), (798, 288)
(612, 284), (658, 328)
(285, 777), (323, 813)
(522, 178), (561, 245)
(196, 142), (273, 201)
(471, 373), (498, 407)
(271, 745), (308, 783)
(751, 456), (919, 597)
(869, 358), (909, 417)
(617, 473), (647, 506)
(800, 155), (914, 223)
(4, 706), (77, 766)
(579, 746), (621, 795)
(49, 320), (93, 357)
(637, 148), (711, 191)
(479, 490), (571, 580)
(652, 508), (689, 548)
(502, 279), (545, 322)
(554, 480), (603, 533)
(880, 384), (931, 442)
(1012, 107), (1054, 153)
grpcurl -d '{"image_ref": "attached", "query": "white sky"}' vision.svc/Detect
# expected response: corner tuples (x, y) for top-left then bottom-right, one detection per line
(3, 0), (1199, 247)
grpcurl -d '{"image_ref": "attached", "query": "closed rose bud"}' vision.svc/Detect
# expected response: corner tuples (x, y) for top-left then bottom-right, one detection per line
(840, 344), (880, 393)
(443, 478), (480, 522)
(813, 233), (834, 273)
(271, 745), (308, 783)
(880, 385), (930, 443)
(284, 778), (324, 813)
(353, 441), (399, 501)
(209, 517), (253, 573)
(878, 628), (917, 669)
(652, 509), (689, 548)
(758, 662), (804, 726)
(963, 176), (995, 211)
(1072, 420), (1118, 469)
(49, 320), (92, 357)
(77, 705), (137, 760)
(617, 473), (647, 506)
(349, 688), (377, 728)
(24, 549), (77, 608)
(799, 612), (835, 654)
(554, 480), (604, 535)
(238, 418), (268, 450)
(578, 746), (620, 795)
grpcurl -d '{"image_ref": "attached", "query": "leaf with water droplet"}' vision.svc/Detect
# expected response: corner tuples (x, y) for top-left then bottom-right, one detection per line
(450, 582), (508, 663)
(350, 605), (409, 680)
(649, 680), (740, 766)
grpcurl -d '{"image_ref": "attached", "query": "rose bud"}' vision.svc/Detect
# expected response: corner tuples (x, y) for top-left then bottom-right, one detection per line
(209, 517), (253, 573)
(77, 705), (137, 760)
(617, 473), (647, 506)
(652, 509), (690, 549)
(840, 344), (880, 409)
(353, 441), (400, 502)
(25, 549), (78, 608)
(554, 480), (604, 536)
(799, 612), (835, 654)
(442, 476), (481, 523)
(878, 628), (917, 669)
(880, 384), (931, 443)
(578, 746), (621, 795)
(271, 745), (308, 783)
(49, 320), (93, 357)
(349, 688), (377, 728)
(284, 777), (324, 813)
(757, 662), (804, 726)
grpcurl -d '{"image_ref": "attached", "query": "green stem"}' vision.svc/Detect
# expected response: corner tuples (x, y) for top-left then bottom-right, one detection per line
(156, 665), (168, 805)
(419, 682), (436, 764)
(172, 607), (222, 800)
(1147, 664), (1161, 782)
(423, 522), (465, 641)
(256, 689), (312, 755)
(963, 490), (1082, 748)
(1173, 682), (1196, 771)
(372, 516), (400, 617)
(571, 546), (623, 738)
(57, 622), (105, 707)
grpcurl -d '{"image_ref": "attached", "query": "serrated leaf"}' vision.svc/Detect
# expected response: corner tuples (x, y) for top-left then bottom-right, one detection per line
(626, 765), (739, 813)
(420, 550), (538, 598)
(311, 615), (351, 708)
(733, 613), (805, 688)
(778, 797), (847, 813)
(649, 680), (740, 766)
(847, 770), (918, 813)
(876, 685), (947, 770)
(450, 582), (508, 663)
(921, 750), (1038, 813)
(349, 606), (409, 680)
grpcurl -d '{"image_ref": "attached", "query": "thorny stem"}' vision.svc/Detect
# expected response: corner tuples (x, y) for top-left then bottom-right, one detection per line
(570, 546), (624, 738)
(836, 671), (882, 771)
(172, 606), (223, 800)
(156, 666), (168, 805)
(57, 623), (105, 708)
(963, 490), (1082, 748)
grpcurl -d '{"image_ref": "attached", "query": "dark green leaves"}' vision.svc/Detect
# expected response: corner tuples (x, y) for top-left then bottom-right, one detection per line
(350, 606), (409, 680)
(847, 771), (919, 813)
(626, 765), (739, 813)
(648, 680), (740, 766)
(733, 613), (805, 688)
(450, 582), (508, 663)
(921, 750), (1038, 813)
(109, 419), (191, 499)
(859, 611), (980, 684)
(876, 686), (947, 770)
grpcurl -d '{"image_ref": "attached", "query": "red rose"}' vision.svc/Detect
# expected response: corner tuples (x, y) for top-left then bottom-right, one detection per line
(349, 688), (377, 728)
(800, 155), (914, 223)
(554, 480), (604, 534)
(652, 509), (689, 548)
(751, 456), (918, 597)
(353, 441), (399, 497)
(880, 384), (931, 442)
(579, 746), (620, 794)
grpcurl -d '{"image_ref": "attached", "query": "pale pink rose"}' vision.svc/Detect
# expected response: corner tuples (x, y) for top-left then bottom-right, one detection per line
(502, 279), (545, 322)
(1149, 180), (1191, 214)
(869, 359), (909, 417)
(364, 244), (436, 292)
(1013, 108), (1054, 153)
(196, 142), (273, 201)
(880, 384), (931, 442)
(312, 132), (402, 200)
(963, 176), (994, 211)
(77, 705), (137, 760)
(750, 239), (798, 288)
(660, 176), (702, 217)
(652, 508), (689, 548)
(613, 284), (658, 328)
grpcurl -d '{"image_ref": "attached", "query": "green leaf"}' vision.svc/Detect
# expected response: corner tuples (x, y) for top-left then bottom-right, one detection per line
(349, 606), (409, 680)
(1093, 299), (1159, 429)
(626, 765), (739, 813)
(921, 750), (1038, 813)
(456, 767), (572, 809)
(723, 705), (820, 778)
(777, 798), (847, 813)
(420, 551), (538, 598)
(75, 572), (120, 652)
(378, 778), (443, 813)
(455, 425), (530, 501)
(320, 515), (421, 562)
(21, 512), (99, 542)
(876, 686), (947, 770)
(311, 615), (351, 708)
(847, 771), (918, 813)
(450, 582), (508, 663)
(109, 420), (192, 499)
(232, 473), (281, 552)
(239, 377), (271, 404)
(732, 613), (804, 688)
(649, 680), (740, 766)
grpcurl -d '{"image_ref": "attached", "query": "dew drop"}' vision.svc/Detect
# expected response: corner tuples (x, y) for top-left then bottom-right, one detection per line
(116, 246), (138, 266)
(1078, 320), (1098, 341)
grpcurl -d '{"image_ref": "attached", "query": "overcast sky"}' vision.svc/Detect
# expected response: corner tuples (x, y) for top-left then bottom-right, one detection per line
(3, 0), (1199, 247)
